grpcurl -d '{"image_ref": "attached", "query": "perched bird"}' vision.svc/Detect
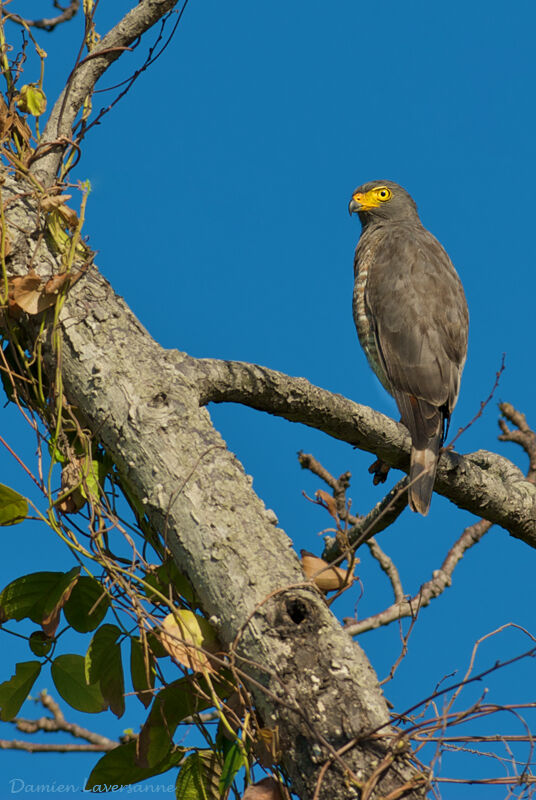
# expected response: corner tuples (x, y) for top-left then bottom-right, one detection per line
(349, 180), (468, 515)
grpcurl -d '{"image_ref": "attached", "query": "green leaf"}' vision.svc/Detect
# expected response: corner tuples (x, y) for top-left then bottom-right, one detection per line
(130, 637), (156, 709)
(146, 630), (168, 659)
(86, 740), (185, 790)
(28, 631), (53, 657)
(175, 751), (221, 800)
(0, 661), (41, 720)
(85, 624), (125, 718)
(0, 483), (28, 525)
(48, 438), (66, 464)
(79, 457), (108, 503)
(219, 741), (246, 795)
(0, 571), (75, 624)
(137, 674), (232, 769)
(51, 654), (106, 713)
(64, 576), (109, 633)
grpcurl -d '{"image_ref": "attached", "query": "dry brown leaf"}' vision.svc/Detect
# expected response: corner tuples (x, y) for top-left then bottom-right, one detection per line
(159, 610), (220, 673)
(44, 272), (71, 296)
(12, 111), (32, 145)
(41, 194), (73, 212)
(59, 205), (79, 230)
(57, 459), (86, 514)
(242, 777), (283, 800)
(315, 489), (338, 520)
(10, 272), (43, 314)
(0, 95), (14, 140)
(42, 195), (79, 230)
(7, 298), (22, 319)
(300, 549), (353, 592)
(10, 271), (69, 315)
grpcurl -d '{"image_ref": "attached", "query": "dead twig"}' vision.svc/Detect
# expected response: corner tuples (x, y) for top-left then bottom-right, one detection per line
(4, 1), (80, 32)
(498, 402), (536, 484)
(5, 690), (118, 752)
(447, 353), (506, 449)
(344, 518), (492, 635)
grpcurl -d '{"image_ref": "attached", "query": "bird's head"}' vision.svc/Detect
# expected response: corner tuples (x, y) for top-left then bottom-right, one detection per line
(348, 180), (419, 224)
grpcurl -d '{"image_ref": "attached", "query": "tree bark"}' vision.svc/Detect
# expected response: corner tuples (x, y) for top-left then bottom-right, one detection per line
(2, 2), (532, 796)
(3, 176), (427, 798)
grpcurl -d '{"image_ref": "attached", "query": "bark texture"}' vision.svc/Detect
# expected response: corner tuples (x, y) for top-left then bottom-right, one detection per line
(3, 2), (531, 797)
(3, 176), (426, 799)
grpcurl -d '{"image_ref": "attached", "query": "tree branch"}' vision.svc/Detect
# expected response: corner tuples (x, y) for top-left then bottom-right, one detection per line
(296, 452), (405, 602)
(5, 1), (80, 32)
(192, 357), (536, 544)
(2, 691), (118, 752)
(344, 518), (493, 635)
(366, 539), (405, 604)
(2, 176), (426, 799)
(498, 401), (536, 484)
(30, 0), (180, 185)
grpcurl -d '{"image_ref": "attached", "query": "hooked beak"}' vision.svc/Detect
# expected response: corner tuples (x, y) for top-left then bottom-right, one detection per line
(348, 194), (364, 215)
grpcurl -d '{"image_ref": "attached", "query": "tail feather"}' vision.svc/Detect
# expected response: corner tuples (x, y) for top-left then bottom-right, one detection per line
(408, 432), (442, 515)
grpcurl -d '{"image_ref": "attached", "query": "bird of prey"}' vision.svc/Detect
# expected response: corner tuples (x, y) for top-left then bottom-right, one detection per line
(349, 180), (468, 515)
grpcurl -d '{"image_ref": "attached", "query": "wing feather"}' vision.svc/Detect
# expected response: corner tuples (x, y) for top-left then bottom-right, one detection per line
(361, 224), (468, 423)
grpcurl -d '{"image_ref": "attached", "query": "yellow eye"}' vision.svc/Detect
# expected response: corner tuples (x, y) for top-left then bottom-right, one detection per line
(375, 187), (392, 202)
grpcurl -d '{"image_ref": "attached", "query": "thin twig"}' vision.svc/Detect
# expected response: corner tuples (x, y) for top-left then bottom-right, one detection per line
(4, 1), (80, 32)
(6, 691), (118, 752)
(447, 353), (506, 449)
(498, 402), (536, 484)
(344, 518), (492, 635)
(366, 538), (404, 603)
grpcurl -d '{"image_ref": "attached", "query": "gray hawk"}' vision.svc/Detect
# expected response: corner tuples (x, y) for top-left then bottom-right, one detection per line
(349, 180), (469, 515)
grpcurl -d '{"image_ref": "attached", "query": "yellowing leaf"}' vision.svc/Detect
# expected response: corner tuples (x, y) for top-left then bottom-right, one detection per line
(16, 84), (47, 116)
(159, 610), (220, 673)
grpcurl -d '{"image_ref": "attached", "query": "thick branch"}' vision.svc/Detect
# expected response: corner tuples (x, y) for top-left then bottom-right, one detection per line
(30, 0), (179, 185)
(193, 357), (536, 544)
(3, 178), (425, 800)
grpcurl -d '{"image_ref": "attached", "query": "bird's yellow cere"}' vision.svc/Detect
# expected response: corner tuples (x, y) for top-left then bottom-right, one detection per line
(352, 186), (392, 209)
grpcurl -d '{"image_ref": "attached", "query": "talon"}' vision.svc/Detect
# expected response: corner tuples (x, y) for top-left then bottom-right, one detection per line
(368, 458), (390, 485)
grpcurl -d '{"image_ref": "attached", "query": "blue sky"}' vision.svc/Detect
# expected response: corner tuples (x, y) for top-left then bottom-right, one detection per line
(1, 1), (536, 797)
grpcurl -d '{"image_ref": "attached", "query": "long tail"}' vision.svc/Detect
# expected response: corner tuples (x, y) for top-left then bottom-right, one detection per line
(408, 427), (442, 515)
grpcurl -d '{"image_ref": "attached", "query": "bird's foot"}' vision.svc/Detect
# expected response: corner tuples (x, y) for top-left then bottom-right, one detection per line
(368, 458), (390, 485)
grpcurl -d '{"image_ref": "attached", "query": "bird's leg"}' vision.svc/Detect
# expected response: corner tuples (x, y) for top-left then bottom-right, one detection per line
(368, 457), (390, 485)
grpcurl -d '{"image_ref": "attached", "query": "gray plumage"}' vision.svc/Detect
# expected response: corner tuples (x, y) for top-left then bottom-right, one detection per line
(349, 180), (468, 515)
